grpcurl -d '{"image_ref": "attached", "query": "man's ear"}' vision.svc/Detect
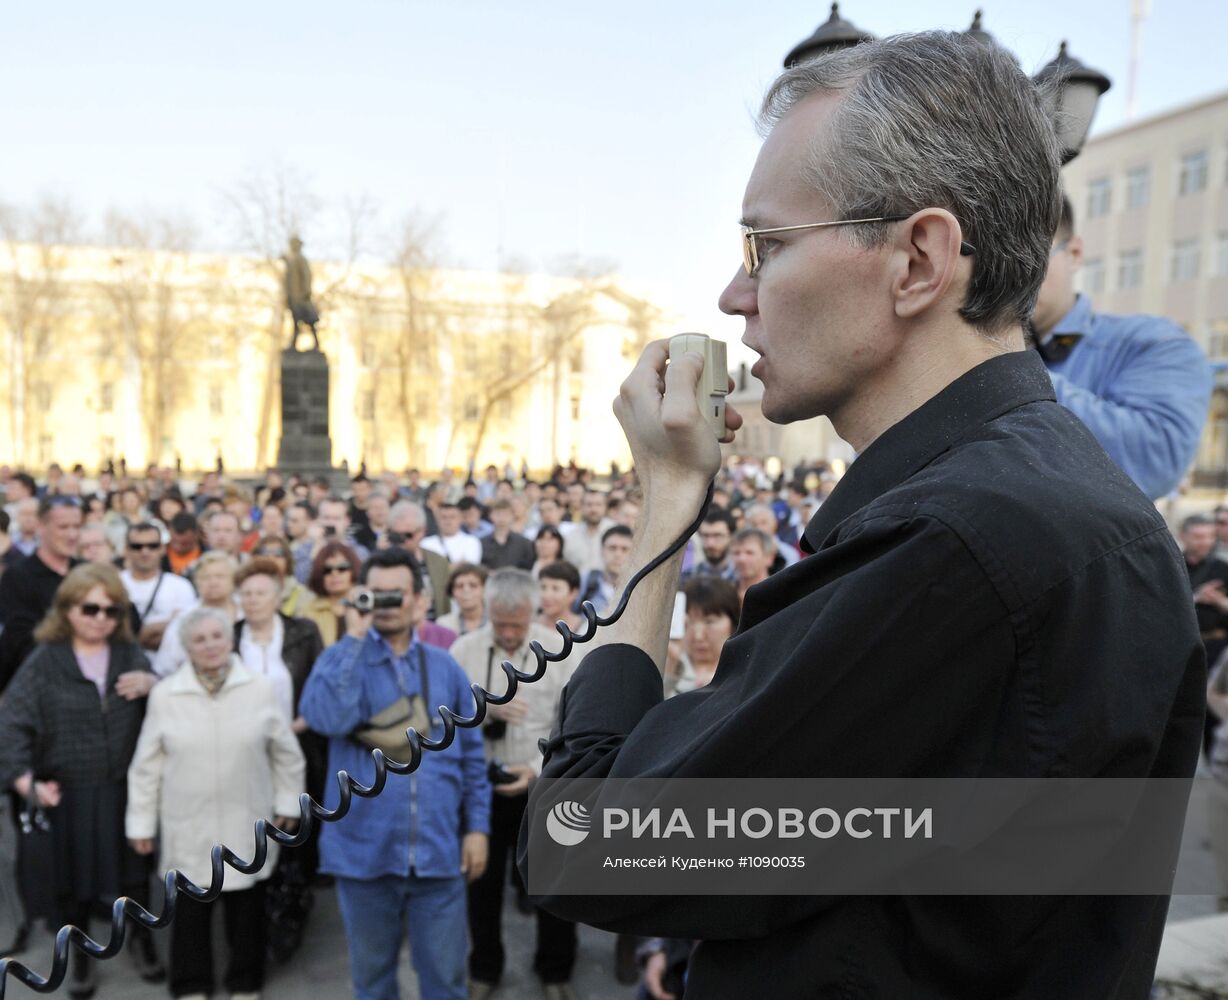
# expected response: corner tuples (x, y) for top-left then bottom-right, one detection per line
(889, 209), (965, 321)
(1068, 233), (1084, 270)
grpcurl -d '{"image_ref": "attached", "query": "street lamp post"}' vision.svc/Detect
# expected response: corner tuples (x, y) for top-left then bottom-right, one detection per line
(783, 7), (1112, 165)
(783, 2), (875, 67)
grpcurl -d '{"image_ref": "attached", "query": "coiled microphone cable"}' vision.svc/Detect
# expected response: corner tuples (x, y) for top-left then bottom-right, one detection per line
(0, 482), (713, 997)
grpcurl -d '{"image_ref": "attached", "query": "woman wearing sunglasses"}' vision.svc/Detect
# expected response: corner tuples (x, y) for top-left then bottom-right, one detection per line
(0, 562), (161, 997)
(300, 541), (362, 647)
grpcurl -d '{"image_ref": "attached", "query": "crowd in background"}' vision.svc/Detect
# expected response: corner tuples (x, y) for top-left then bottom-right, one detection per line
(0, 456), (838, 1000)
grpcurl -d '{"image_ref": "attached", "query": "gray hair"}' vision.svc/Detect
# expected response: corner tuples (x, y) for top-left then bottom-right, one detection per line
(744, 502), (778, 528)
(732, 527), (776, 556)
(178, 605), (234, 649)
(485, 568), (537, 614)
(389, 500), (426, 530)
(759, 31), (1061, 335)
(194, 550), (238, 576)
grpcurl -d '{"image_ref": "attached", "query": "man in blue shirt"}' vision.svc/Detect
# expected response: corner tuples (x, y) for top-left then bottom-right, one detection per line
(300, 547), (491, 1000)
(1031, 195), (1212, 500)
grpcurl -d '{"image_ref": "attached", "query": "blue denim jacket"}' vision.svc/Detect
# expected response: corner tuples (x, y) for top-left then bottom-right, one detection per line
(1043, 294), (1212, 500)
(300, 630), (490, 880)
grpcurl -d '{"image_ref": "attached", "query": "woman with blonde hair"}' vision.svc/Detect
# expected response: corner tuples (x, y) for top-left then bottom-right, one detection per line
(153, 550), (238, 677)
(0, 563), (161, 997)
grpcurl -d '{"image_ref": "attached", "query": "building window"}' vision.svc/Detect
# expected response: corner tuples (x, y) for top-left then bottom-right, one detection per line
(100, 383), (114, 413)
(360, 391), (375, 421)
(1208, 321), (1228, 360)
(1217, 233), (1228, 276)
(1082, 257), (1105, 296)
(1087, 177), (1111, 218)
(1171, 239), (1201, 282)
(209, 384), (223, 417)
(1118, 249), (1143, 290)
(415, 392), (429, 419)
(1179, 150), (1208, 195)
(570, 396), (581, 421)
(360, 340), (376, 368)
(498, 396), (512, 421)
(34, 383), (52, 410)
(463, 395), (479, 421)
(1125, 166), (1150, 209)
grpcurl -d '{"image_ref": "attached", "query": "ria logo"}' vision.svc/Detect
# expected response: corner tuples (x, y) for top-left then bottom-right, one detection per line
(546, 800), (591, 846)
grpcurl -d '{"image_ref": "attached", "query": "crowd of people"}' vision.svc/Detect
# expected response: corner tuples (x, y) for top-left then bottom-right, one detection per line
(0, 456), (836, 1000)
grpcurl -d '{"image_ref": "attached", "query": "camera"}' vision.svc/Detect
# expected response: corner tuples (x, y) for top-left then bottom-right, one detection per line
(344, 589), (404, 613)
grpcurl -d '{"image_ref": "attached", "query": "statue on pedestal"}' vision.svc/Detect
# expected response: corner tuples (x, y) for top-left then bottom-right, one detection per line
(282, 235), (320, 352)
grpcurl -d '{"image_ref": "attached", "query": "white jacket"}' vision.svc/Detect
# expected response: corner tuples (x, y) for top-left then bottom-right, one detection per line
(126, 656), (305, 891)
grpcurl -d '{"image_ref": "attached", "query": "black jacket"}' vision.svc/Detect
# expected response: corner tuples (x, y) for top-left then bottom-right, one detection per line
(519, 350), (1205, 999)
(0, 553), (75, 694)
(0, 640), (151, 787)
(233, 613), (324, 713)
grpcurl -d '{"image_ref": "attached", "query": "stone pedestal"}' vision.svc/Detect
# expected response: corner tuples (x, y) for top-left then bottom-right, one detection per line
(277, 349), (333, 472)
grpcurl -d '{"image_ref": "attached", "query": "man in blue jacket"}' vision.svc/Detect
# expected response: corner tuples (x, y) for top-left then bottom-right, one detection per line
(300, 547), (490, 1000)
(1031, 195), (1212, 499)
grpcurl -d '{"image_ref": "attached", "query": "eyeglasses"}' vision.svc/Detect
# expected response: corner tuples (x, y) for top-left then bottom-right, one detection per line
(127, 541), (161, 551)
(323, 563), (352, 575)
(79, 603), (125, 621)
(740, 215), (976, 277)
(386, 531), (417, 545)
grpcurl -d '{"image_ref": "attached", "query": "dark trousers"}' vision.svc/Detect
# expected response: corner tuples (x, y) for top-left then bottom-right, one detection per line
(169, 882), (267, 997)
(468, 792), (576, 985)
(59, 876), (152, 941)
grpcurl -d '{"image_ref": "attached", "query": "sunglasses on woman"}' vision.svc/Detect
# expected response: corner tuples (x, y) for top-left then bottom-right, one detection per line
(79, 603), (125, 621)
(323, 563), (352, 575)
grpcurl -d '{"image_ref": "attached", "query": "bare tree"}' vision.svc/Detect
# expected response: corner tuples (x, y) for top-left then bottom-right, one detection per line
(387, 213), (446, 469)
(0, 197), (83, 464)
(96, 209), (209, 465)
(464, 281), (601, 468)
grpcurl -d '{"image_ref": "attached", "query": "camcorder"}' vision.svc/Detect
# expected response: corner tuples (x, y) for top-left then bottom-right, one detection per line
(343, 589), (404, 613)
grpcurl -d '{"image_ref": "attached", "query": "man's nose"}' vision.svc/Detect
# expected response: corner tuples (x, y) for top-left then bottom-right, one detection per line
(718, 266), (756, 317)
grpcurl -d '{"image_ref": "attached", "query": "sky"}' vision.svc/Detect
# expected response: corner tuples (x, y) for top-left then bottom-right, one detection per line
(2, 0), (1225, 356)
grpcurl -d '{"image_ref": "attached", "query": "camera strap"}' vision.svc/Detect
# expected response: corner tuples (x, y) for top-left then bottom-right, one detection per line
(486, 644), (531, 691)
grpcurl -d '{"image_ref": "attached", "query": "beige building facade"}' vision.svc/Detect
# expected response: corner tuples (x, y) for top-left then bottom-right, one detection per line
(0, 242), (666, 475)
(1060, 90), (1228, 485)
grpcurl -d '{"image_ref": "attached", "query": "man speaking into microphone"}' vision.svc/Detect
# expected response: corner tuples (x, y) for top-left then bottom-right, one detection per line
(518, 30), (1204, 1000)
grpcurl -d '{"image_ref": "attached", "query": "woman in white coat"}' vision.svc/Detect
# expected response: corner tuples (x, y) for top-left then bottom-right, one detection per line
(126, 606), (305, 1000)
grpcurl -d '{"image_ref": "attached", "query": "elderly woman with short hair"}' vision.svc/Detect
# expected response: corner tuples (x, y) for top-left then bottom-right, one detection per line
(0, 562), (161, 997)
(127, 606), (305, 1000)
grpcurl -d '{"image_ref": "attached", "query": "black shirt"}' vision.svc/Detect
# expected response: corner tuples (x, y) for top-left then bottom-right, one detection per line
(0, 552), (74, 694)
(480, 531), (535, 572)
(519, 350), (1205, 999)
(1186, 554), (1228, 634)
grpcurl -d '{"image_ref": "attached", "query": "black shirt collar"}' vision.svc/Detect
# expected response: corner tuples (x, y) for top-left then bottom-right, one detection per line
(802, 350), (1057, 552)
